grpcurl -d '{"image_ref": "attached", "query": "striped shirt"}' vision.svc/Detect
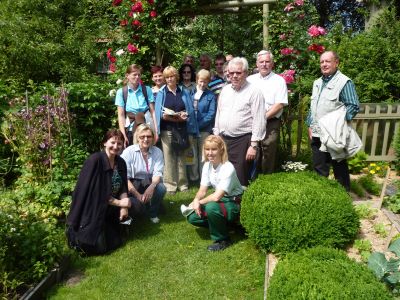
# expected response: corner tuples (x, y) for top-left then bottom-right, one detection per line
(214, 81), (266, 142)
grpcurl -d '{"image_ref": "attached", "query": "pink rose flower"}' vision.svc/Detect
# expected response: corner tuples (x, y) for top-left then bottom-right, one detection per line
(112, 0), (123, 6)
(127, 43), (139, 54)
(132, 19), (141, 27)
(280, 47), (294, 55)
(284, 3), (294, 12)
(279, 70), (296, 85)
(308, 25), (327, 37)
(279, 34), (287, 40)
(294, 0), (304, 5)
(150, 10), (157, 18)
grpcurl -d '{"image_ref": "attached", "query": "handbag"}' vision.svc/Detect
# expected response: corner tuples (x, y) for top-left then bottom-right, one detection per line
(171, 126), (190, 150)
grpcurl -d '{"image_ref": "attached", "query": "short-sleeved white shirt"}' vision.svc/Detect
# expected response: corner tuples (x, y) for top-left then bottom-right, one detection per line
(247, 72), (288, 118)
(200, 161), (243, 197)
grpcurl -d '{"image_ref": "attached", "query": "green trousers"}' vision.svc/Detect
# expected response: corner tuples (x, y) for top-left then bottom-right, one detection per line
(187, 197), (240, 241)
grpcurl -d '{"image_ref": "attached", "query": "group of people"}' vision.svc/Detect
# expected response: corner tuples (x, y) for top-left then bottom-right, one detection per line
(66, 49), (360, 254)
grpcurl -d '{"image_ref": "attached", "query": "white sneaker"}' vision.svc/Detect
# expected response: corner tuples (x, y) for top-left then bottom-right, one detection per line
(150, 217), (160, 224)
(180, 204), (194, 217)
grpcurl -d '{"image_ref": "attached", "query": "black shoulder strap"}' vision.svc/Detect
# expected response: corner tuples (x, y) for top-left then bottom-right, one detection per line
(123, 85), (128, 113)
(141, 84), (149, 106)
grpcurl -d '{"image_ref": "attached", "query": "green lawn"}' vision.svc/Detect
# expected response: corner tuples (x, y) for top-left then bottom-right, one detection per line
(48, 189), (266, 299)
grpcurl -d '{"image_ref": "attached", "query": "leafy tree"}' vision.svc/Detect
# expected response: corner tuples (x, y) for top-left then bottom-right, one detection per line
(0, 0), (114, 85)
(335, 7), (400, 103)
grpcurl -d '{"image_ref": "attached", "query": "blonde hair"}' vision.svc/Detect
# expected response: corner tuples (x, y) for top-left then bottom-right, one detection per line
(163, 66), (179, 81)
(133, 123), (155, 145)
(196, 69), (211, 82)
(202, 135), (228, 163)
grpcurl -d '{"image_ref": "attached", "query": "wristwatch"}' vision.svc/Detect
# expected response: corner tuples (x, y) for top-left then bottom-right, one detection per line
(250, 142), (259, 150)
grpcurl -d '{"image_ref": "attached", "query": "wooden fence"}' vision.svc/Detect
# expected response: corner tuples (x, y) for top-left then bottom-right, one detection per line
(351, 103), (400, 161)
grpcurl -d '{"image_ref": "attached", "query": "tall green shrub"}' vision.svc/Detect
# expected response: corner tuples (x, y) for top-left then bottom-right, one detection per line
(335, 8), (400, 103)
(241, 171), (359, 254)
(268, 247), (393, 300)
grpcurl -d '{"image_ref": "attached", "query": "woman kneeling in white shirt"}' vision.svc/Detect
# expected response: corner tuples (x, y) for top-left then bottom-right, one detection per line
(183, 135), (243, 251)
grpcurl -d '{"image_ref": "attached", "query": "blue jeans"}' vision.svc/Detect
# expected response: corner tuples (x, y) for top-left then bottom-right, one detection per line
(129, 181), (166, 218)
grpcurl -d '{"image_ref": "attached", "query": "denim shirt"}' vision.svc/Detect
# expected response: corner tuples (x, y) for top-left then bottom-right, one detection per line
(155, 85), (199, 136)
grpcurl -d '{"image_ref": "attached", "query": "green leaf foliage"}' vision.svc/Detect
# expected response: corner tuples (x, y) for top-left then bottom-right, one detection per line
(0, 196), (71, 297)
(335, 8), (400, 103)
(368, 252), (388, 279)
(240, 171), (360, 254)
(388, 238), (400, 258)
(268, 247), (393, 300)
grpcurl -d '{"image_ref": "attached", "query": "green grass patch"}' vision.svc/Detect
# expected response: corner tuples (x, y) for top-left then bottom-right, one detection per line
(47, 189), (265, 299)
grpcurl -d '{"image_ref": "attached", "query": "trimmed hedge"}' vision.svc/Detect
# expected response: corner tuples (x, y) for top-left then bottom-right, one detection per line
(267, 247), (393, 300)
(241, 171), (359, 254)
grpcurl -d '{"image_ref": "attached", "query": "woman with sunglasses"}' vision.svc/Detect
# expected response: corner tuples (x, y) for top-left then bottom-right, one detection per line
(178, 63), (196, 94)
(121, 124), (166, 223)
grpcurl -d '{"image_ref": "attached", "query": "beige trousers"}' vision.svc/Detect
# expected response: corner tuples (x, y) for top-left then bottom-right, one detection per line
(187, 132), (210, 181)
(160, 130), (188, 192)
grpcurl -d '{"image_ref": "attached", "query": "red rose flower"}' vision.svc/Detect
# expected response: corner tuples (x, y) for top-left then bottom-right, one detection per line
(112, 0), (123, 6)
(131, 2), (143, 13)
(106, 48), (113, 59)
(308, 44), (325, 54)
(149, 10), (157, 18)
(148, 0), (154, 4)
(127, 43), (139, 54)
(109, 63), (116, 73)
(132, 19), (141, 27)
(120, 19), (128, 26)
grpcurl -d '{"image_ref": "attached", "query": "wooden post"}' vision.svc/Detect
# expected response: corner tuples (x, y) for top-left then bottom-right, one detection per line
(263, 4), (269, 50)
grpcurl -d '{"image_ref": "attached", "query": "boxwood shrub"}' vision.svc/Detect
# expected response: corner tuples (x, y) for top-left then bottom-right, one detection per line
(240, 171), (359, 254)
(267, 247), (392, 300)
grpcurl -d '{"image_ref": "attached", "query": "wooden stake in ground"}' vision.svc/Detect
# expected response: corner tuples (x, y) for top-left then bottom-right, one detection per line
(377, 166), (391, 210)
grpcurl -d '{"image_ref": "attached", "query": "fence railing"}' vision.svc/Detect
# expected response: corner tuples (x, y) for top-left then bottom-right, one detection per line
(351, 103), (400, 161)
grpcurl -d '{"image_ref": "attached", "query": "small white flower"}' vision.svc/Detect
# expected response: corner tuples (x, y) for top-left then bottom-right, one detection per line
(109, 89), (116, 97)
(116, 79), (123, 85)
(10, 227), (16, 232)
(116, 49), (125, 56)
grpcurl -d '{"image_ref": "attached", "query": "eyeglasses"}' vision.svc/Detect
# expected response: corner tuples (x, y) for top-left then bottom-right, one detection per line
(138, 135), (153, 140)
(229, 71), (243, 76)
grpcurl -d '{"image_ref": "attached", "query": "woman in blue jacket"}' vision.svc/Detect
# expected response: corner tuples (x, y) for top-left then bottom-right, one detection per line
(187, 69), (216, 182)
(155, 66), (198, 194)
